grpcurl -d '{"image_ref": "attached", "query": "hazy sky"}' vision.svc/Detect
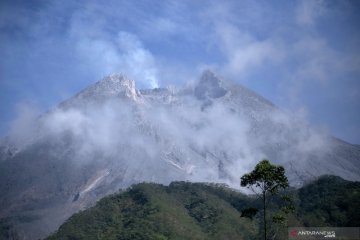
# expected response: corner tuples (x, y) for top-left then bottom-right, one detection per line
(0, 0), (359, 143)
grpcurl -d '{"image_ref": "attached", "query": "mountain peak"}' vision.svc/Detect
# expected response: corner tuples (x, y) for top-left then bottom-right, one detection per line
(102, 73), (127, 84)
(201, 69), (219, 80)
(97, 73), (136, 95)
(79, 73), (139, 101)
(58, 74), (140, 109)
(194, 70), (228, 100)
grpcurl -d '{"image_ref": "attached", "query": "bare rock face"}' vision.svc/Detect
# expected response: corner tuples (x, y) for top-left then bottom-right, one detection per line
(79, 74), (140, 101)
(0, 70), (359, 239)
(59, 74), (141, 109)
(194, 70), (228, 100)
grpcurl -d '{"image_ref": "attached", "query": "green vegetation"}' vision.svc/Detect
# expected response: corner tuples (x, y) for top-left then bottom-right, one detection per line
(240, 159), (292, 240)
(47, 182), (257, 240)
(297, 175), (360, 227)
(46, 175), (360, 240)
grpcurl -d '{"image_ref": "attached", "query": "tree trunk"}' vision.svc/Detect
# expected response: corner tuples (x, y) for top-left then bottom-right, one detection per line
(263, 191), (267, 240)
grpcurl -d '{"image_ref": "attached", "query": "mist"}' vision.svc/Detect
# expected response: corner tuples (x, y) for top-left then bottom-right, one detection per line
(4, 72), (339, 190)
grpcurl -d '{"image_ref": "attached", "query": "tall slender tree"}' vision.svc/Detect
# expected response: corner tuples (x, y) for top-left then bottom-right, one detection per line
(240, 159), (289, 240)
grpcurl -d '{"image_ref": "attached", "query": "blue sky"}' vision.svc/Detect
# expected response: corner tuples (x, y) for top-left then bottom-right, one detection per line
(0, 0), (359, 143)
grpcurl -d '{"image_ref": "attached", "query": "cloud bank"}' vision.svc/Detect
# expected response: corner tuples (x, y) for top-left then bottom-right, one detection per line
(6, 74), (336, 188)
(0, 0), (359, 143)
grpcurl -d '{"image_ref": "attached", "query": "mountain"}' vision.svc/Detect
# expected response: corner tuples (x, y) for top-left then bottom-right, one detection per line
(44, 176), (360, 240)
(0, 70), (359, 239)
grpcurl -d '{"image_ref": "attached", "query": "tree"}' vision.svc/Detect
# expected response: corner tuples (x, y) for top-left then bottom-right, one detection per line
(240, 159), (290, 240)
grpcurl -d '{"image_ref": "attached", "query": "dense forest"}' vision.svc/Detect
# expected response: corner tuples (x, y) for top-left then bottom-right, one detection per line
(1, 175), (359, 240)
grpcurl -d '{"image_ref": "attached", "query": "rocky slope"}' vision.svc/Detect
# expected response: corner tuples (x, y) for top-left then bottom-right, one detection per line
(0, 70), (359, 239)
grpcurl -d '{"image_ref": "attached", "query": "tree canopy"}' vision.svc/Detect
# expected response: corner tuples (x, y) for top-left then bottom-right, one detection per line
(241, 159), (290, 240)
(241, 159), (289, 195)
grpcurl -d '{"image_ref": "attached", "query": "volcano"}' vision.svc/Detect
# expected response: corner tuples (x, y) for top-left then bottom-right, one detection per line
(0, 70), (359, 239)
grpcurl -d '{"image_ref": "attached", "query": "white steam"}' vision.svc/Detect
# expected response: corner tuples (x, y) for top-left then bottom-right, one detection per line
(8, 103), (40, 146)
(5, 79), (335, 188)
(75, 31), (159, 89)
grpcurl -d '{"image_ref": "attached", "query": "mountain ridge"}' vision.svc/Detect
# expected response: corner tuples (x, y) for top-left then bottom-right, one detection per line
(0, 70), (359, 239)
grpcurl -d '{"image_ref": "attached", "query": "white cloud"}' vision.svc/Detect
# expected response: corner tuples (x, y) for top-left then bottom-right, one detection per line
(7, 81), (334, 188)
(73, 31), (159, 88)
(211, 20), (283, 78)
(292, 37), (337, 82)
(66, 4), (160, 89)
(1, 0), (359, 144)
(144, 17), (179, 36)
(8, 103), (40, 145)
(296, 0), (326, 26)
